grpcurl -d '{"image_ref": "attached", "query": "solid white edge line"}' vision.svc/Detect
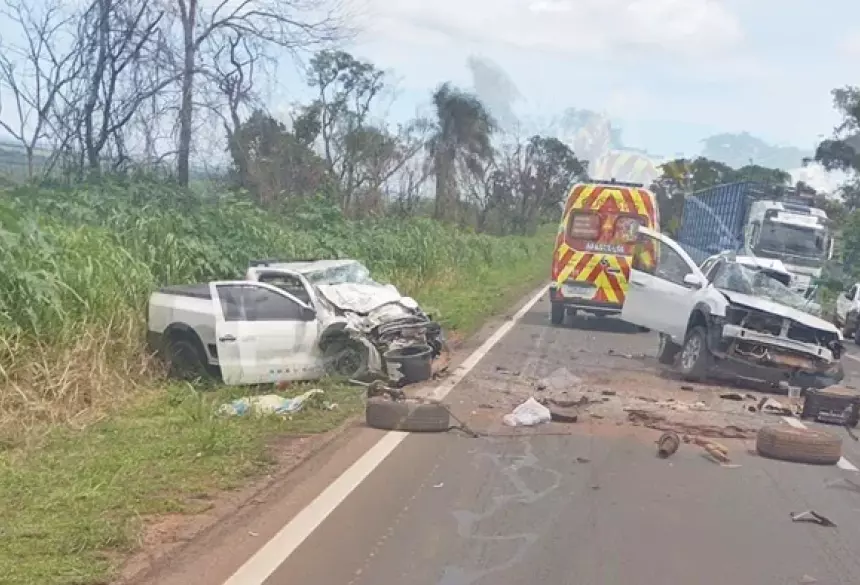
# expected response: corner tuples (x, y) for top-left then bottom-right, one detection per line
(222, 284), (551, 585)
(781, 416), (859, 471)
(844, 353), (860, 363)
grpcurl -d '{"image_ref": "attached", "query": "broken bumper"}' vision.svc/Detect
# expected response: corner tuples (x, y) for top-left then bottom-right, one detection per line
(716, 324), (843, 388)
(549, 287), (621, 313)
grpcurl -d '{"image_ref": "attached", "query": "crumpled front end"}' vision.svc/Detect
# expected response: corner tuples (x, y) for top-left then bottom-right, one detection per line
(712, 303), (843, 386)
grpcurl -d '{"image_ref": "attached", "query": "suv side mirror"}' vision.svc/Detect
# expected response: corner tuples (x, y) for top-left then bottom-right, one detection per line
(683, 273), (703, 289)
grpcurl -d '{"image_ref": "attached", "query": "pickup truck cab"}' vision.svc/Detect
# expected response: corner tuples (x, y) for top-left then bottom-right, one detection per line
(147, 259), (440, 385)
(621, 226), (844, 389)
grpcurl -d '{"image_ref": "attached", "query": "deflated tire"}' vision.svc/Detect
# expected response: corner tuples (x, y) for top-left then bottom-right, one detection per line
(365, 397), (451, 432)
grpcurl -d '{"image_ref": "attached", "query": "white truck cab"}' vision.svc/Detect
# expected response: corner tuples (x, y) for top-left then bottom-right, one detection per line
(744, 199), (833, 296)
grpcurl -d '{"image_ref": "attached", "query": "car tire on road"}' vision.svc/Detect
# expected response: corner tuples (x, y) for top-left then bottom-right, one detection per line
(678, 326), (712, 380)
(656, 333), (681, 365)
(755, 424), (842, 465)
(550, 302), (565, 326)
(365, 397), (451, 432)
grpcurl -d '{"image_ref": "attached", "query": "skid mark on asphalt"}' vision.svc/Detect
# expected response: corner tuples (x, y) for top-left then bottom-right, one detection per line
(438, 438), (562, 585)
(782, 416), (859, 471)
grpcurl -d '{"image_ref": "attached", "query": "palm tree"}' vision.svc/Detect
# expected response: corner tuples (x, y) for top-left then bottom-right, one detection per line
(428, 83), (496, 223)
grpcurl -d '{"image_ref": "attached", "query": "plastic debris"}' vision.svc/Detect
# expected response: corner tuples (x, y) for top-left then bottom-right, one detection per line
(790, 510), (836, 527)
(218, 389), (324, 417)
(502, 397), (552, 427)
(657, 432), (680, 458)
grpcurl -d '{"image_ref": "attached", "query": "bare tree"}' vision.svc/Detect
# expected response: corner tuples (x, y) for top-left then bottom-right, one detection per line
(57, 0), (179, 172)
(172, 0), (347, 187)
(0, 0), (79, 178)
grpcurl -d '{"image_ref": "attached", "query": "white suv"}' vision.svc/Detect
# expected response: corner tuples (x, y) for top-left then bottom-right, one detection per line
(621, 226), (844, 389)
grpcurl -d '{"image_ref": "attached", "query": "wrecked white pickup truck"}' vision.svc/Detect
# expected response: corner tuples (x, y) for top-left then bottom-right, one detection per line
(621, 226), (845, 390)
(147, 259), (444, 386)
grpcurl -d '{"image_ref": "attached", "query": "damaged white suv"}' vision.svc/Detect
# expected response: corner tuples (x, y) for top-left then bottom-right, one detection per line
(621, 226), (845, 389)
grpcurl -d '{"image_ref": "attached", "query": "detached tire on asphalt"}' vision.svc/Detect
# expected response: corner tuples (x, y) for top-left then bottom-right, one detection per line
(365, 397), (451, 432)
(755, 424), (842, 465)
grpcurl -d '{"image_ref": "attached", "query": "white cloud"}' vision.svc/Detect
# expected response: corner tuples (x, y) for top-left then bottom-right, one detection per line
(840, 32), (860, 56)
(357, 0), (743, 59)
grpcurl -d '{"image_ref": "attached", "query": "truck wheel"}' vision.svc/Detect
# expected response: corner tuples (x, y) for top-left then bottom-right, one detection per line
(656, 333), (681, 365)
(550, 302), (565, 326)
(755, 424), (842, 465)
(678, 326), (712, 381)
(324, 338), (369, 379)
(167, 338), (209, 381)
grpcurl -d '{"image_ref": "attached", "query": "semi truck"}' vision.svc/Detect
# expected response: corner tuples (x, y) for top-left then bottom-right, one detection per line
(674, 181), (834, 296)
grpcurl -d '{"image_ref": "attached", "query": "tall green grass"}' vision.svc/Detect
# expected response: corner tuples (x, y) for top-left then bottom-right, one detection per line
(0, 179), (549, 432)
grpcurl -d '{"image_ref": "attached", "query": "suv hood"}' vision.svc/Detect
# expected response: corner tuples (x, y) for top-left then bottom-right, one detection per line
(719, 290), (838, 334)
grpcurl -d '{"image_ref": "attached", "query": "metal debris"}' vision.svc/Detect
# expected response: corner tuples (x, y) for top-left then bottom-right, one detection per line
(790, 510), (837, 528)
(719, 392), (745, 401)
(657, 432), (680, 458)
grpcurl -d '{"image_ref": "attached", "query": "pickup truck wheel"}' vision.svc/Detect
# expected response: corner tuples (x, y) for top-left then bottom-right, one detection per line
(755, 424), (842, 465)
(167, 339), (209, 381)
(678, 326), (712, 381)
(324, 339), (369, 379)
(656, 334), (681, 365)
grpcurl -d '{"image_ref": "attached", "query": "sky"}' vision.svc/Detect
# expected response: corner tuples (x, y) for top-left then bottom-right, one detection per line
(330, 0), (860, 169)
(2, 0), (859, 190)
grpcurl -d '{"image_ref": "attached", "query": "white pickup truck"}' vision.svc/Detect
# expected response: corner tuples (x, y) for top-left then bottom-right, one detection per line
(146, 259), (443, 385)
(621, 226), (845, 390)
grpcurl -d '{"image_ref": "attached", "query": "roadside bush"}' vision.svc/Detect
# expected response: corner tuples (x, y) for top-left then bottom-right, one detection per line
(0, 179), (549, 432)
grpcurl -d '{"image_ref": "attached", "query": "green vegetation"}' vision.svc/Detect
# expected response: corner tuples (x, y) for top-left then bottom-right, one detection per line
(0, 178), (550, 585)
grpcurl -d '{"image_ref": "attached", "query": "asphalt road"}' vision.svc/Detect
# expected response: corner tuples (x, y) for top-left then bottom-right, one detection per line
(240, 295), (860, 585)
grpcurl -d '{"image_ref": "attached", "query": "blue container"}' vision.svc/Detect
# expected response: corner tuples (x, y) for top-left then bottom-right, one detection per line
(675, 182), (760, 265)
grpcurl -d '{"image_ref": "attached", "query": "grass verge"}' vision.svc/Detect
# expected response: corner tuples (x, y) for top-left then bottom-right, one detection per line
(0, 237), (549, 585)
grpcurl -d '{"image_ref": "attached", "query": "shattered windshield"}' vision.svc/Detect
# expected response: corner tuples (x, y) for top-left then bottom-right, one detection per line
(303, 262), (377, 286)
(712, 262), (821, 315)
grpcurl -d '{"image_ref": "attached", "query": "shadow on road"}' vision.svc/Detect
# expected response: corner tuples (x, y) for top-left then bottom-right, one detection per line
(520, 310), (644, 334)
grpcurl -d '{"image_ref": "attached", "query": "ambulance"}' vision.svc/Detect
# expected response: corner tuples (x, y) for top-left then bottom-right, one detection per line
(550, 180), (661, 325)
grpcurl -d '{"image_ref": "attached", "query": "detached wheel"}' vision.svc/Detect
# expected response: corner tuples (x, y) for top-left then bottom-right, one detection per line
(756, 424), (842, 465)
(365, 397), (451, 432)
(678, 326), (712, 380)
(550, 302), (565, 326)
(167, 338), (209, 381)
(656, 333), (681, 365)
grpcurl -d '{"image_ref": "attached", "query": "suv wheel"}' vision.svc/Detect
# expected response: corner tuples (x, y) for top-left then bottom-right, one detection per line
(656, 333), (681, 365)
(678, 326), (712, 380)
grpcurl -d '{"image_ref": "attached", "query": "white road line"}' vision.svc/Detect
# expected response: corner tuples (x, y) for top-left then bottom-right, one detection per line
(844, 353), (860, 364)
(781, 416), (859, 471)
(222, 285), (550, 585)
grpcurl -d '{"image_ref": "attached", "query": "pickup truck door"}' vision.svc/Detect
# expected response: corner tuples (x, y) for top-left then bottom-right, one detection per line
(209, 281), (321, 385)
(621, 227), (707, 342)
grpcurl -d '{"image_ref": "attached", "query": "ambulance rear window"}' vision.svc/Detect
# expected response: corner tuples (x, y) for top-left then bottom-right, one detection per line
(567, 212), (599, 239)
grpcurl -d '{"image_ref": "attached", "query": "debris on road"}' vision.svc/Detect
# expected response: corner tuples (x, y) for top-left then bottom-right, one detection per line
(548, 404), (579, 423)
(365, 397), (451, 432)
(694, 437), (731, 464)
(719, 392), (745, 401)
(503, 397), (552, 427)
(218, 389), (325, 417)
(758, 397), (794, 416)
(657, 432), (680, 458)
(825, 477), (860, 494)
(576, 456), (591, 463)
(536, 367), (583, 393)
(800, 576), (818, 584)
(790, 510), (837, 528)
(627, 410), (756, 439)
